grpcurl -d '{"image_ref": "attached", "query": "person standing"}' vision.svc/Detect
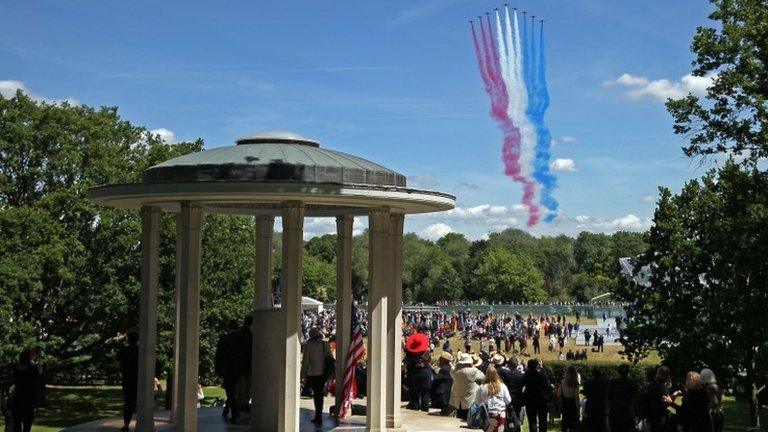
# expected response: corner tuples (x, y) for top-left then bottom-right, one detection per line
(499, 356), (525, 423)
(449, 353), (486, 421)
(700, 369), (724, 432)
(558, 365), (581, 432)
(532, 331), (541, 355)
(522, 359), (550, 432)
(663, 371), (712, 432)
(582, 368), (610, 432)
(647, 366), (672, 432)
(607, 364), (638, 432)
(475, 365), (512, 432)
(584, 329), (591, 347)
(11, 349), (41, 432)
(117, 332), (139, 432)
(215, 320), (246, 422)
(404, 333), (433, 412)
(301, 326), (330, 425)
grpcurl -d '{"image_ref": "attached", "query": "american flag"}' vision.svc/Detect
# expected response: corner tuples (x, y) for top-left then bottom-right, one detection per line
(339, 304), (365, 418)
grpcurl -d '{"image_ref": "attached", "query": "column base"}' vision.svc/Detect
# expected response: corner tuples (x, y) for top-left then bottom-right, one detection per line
(385, 418), (402, 429)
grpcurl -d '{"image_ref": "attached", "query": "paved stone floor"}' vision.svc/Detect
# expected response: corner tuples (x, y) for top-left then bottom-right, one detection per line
(64, 396), (466, 431)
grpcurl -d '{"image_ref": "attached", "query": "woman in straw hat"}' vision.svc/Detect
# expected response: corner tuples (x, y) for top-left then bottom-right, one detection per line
(432, 352), (455, 414)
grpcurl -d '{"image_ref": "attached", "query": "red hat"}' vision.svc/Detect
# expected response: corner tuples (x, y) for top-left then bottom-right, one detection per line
(405, 333), (429, 354)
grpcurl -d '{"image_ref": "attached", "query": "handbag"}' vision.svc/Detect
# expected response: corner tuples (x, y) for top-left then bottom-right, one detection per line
(468, 402), (489, 430)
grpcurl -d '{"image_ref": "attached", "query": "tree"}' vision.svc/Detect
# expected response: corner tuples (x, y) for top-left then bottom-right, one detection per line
(436, 232), (471, 278)
(302, 254), (336, 302)
(0, 93), (217, 382)
(0, 91), (202, 371)
(536, 235), (576, 299)
(573, 232), (613, 276)
(471, 247), (545, 302)
(411, 249), (464, 303)
(666, 0), (768, 162)
(616, 163), (767, 427)
(305, 234), (337, 264)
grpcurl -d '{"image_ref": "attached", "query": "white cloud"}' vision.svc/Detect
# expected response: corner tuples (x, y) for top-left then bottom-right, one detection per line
(566, 214), (651, 232)
(604, 72), (716, 102)
(0, 79), (79, 105)
(407, 201), (653, 238)
(150, 128), (176, 144)
(420, 222), (454, 240)
(410, 204), (522, 238)
(596, 214), (647, 230)
(560, 136), (578, 144)
(550, 158), (577, 172)
(641, 195), (655, 203)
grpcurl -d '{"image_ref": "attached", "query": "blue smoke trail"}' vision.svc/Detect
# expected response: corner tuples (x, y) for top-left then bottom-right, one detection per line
(529, 22), (559, 222)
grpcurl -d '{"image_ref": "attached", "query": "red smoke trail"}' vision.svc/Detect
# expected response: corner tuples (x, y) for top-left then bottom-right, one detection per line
(474, 17), (540, 226)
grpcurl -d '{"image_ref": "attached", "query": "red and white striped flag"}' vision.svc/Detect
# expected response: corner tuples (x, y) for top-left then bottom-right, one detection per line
(339, 306), (365, 418)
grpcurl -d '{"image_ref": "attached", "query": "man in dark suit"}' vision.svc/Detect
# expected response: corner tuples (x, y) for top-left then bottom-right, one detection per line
(215, 317), (251, 422)
(117, 331), (139, 432)
(607, 364), (638, 432)
(583, 368), (610, 432)
(522, 359), (550, 432)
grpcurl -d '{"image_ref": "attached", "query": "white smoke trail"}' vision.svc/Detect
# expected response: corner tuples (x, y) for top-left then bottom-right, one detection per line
(511, 7), (538, 194)
(502, 7), (518, 120)
(494, 10), (511, 95)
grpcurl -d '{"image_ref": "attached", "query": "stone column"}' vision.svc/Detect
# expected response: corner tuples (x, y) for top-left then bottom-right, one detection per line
(171, 214), (182, 423)
(176, 202), (203, 432)
(334, 215), (354, 412)
(251, 215), (275, 432)
(367, 208), (391, 432)
(137, 206), (161, 432)
(278, 203), (305, 432)
(253, 216), (275, 310)
(386, 213), (404, 429)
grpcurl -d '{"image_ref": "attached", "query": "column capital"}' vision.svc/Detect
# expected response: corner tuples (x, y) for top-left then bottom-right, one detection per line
(388, 213), (404, 236)
(368, 207), (391, 233)
(281, 202), (305, 231)
(256, 214), (276, 223)
(179, 201), (203, 210)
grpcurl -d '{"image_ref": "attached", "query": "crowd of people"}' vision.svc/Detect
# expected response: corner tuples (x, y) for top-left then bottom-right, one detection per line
(294, 307), (726, 432)
(399, 338), (725, 432)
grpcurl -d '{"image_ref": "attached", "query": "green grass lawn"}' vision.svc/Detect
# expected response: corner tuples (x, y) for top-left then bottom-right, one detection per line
(0, 385), (226, 432)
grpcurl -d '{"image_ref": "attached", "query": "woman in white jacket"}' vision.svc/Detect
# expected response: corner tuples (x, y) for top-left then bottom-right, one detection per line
(475, 365), (512, 432)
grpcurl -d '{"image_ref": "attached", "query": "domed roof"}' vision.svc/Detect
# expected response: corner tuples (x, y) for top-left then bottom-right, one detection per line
(143, 131), (405, 187)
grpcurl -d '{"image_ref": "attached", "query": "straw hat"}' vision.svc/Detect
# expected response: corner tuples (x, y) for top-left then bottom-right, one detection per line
(440, 352), (454, 363)
(490, 353), (505, 366)
(471, 353), (482, 367)
(458, 353), (473, 365)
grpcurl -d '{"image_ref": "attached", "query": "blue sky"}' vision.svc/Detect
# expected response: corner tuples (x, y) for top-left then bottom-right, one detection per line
(1, 0), (719, 239)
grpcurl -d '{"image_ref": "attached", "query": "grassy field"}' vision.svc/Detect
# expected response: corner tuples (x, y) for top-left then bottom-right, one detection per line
(432, 332), (661, 365)
(0, 385), (764, 431)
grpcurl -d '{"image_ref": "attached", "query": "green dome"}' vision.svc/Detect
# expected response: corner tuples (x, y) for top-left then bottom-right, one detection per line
(143, 131), (406, 187)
